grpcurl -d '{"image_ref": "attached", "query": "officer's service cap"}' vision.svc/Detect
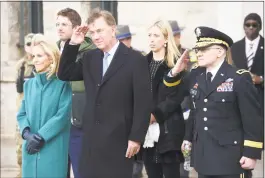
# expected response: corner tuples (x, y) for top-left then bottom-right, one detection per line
(193, 26), (233, 49)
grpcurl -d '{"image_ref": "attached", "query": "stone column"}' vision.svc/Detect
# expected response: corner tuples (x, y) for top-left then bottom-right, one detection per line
(0, 2), (26, 139)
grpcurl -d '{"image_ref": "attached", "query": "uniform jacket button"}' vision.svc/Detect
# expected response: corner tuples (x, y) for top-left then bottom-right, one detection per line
(204, 98), (208, 102)
(204, 117), (207, 121)
(203, 108), (207, 112)
(204, 127), (208, 131)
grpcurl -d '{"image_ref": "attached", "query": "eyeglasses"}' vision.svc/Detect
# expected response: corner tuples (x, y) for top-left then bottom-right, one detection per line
(244, 23), (259, 28)
(55, 22), (73, 28)
(194, 47), (221, 53)
(25, 42), (31, 46)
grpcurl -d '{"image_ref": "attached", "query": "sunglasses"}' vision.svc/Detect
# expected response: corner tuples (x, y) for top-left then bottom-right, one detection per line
(25, 42), (31, 46)
(244, 23), (259, 28)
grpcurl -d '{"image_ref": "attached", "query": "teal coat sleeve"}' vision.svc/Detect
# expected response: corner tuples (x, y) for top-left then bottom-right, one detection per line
(17, 97), (30, 135)
(37, 82), (72, 142)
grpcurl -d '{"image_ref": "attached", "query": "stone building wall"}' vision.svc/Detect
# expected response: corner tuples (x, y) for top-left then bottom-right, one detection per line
(117, 1), (264, 52)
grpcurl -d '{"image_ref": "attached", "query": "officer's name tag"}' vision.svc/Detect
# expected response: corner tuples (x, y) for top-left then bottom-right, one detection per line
(217, 80), (233, 92)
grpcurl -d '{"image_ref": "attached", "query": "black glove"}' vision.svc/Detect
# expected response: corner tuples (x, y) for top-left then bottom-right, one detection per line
(22, 128), (45, 155)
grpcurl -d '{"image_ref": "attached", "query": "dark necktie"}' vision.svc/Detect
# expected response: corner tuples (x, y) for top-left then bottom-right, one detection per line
(206, 72), (213, 90)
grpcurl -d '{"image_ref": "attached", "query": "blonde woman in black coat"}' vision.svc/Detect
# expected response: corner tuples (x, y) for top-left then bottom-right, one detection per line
(143, 19), (187, 178)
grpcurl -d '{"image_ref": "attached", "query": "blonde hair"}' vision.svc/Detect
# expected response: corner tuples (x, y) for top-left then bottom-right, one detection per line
(149, 19), (181, 68)
(87, 8), (116, 26)
(31, 34), (60, 79)
(226, 47), (233, 65)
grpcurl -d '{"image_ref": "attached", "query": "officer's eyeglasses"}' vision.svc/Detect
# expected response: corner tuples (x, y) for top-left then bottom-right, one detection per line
(244, 23), (259, 28)
(55, 22), (73, 28)
(25, 42), (31, 46)
(194, 47), (221, 53)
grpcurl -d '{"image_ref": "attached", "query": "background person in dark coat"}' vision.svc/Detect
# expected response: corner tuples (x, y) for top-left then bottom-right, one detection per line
(231, 13), (264, 114)
(164, 26), (263, 178)
(57, 8), (152, 178)
(142, 19), (185, 178)
(55, 8), (95, 178)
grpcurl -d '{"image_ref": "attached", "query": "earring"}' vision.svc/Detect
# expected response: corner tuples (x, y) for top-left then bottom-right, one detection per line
(164, 43), (167, 47)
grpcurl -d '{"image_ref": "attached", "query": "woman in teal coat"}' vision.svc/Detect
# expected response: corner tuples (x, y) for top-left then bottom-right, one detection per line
(17, 34), (72, 178)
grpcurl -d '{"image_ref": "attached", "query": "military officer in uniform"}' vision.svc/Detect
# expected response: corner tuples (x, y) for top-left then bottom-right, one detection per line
(163, 26), (263, 178)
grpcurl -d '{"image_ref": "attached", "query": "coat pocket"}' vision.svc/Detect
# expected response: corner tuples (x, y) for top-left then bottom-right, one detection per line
(209, 130), (243, 146)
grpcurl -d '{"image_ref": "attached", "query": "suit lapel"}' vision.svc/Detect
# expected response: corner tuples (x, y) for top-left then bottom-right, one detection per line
(101, 43), (128, 84)
(239, 39), (248, 69)
(206, 61), (228, 97)
(89, 49), (103, 85)
(251, 36), (264, 72)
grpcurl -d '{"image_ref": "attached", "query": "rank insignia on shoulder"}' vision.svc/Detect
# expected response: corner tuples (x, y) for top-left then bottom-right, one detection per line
(236, 69), (250, 75)
(191, 63), (198, 70)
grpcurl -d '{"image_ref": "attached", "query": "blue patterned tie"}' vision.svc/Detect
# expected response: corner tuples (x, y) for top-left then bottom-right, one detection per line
(102, 52), (110, 76)
(247, 43), (254, 70)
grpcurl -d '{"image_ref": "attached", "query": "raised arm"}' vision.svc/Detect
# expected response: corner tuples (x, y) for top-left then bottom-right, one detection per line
(57, 26), (89, 81)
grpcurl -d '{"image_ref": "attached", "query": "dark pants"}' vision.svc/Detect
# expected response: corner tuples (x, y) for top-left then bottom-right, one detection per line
(180, 163), (189, 178)
(198, 174), (240, 178)
(132, 160), (144, 178)
(144, 161), (180, 178)
(67, 125), (83, 178)
(198, 170), (252, 178)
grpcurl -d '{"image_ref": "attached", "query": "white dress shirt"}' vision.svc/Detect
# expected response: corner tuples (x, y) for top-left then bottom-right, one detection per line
(245, 35), (260, 57)
(104, 41), (120, 67)
(206, 59), (225, 81)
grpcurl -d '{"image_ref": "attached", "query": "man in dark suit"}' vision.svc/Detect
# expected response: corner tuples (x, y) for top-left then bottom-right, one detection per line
(57, 8), (152, 178)
(231, 13), (264, 113)
(164, 26), (263, 178)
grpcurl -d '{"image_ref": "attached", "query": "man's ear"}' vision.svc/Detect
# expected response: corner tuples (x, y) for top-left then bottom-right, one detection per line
(112, 25), (116, 37)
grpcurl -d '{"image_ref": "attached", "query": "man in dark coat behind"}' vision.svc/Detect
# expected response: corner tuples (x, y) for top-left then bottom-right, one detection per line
(57, 8), (152, 178)
(231, 13), (264, 114)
